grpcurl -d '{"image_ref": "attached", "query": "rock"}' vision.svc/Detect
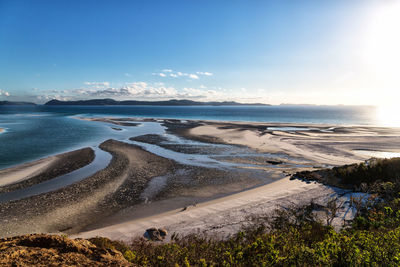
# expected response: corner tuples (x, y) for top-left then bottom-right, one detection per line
(266, 160), (283, 165)
(158, 228), (168, 238)
(144, 227), (168, 241)
(181, 206), (188, 212)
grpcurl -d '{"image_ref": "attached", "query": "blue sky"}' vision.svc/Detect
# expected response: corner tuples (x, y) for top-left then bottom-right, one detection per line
(0, 0), (399, 104)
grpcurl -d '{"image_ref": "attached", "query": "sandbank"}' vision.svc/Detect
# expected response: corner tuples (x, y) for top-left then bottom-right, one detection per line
(73, 118), (400, 241)
(0, 148), (94, 193)
(2, 117), (400, 241)
(167, 120), (400, 166)
(0, 140), (177, 236)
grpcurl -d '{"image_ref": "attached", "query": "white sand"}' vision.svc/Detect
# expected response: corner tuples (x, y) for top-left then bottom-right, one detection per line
(73, 121), (400, 241)
(0, 158), (56, 187)
(190, 124), (400, 165)
(75, 177), (344, 242)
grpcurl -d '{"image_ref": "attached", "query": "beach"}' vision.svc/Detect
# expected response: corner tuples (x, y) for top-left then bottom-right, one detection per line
(1, 118), (400, 239)
(0, 148), (94, 193)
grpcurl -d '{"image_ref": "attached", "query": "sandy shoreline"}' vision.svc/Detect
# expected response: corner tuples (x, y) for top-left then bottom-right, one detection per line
(1, 117), (400, 240)
(75, 177), (347, 242)
(162, 119), (400, 166)
(0, 148), (95, 193)
(0, 140), (178, 236)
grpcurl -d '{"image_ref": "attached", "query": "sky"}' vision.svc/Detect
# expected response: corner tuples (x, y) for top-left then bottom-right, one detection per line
(0, 0), (399, 105)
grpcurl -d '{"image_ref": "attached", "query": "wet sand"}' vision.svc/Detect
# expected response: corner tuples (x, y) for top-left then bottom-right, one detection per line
(0, 140), (177, 236)
(0, 148), (95, 193)
(2, 117), (400, 240)
(74, 118), (400, 240)
(76, 117), (141, 127)
(164, 120), (400, 165)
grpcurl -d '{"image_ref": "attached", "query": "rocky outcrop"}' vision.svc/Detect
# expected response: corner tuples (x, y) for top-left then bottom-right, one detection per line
(144, 228), (168, 241)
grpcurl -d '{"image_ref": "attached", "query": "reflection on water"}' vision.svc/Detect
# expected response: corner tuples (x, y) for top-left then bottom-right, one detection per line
(354, 150), (400, 159)
(376, 105), (400, 128)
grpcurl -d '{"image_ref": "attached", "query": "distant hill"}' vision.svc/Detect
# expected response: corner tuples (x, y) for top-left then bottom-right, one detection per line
(0, 101), (36, 106)
(45, 99), (270, 106)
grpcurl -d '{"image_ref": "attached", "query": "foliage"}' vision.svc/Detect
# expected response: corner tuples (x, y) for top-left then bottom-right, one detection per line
(89, 157), (400, 266)
(295, 157), (400, 191)
(332, 157), (400, 186)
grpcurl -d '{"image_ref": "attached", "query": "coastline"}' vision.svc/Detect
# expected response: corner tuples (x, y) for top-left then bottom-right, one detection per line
(77, 117), (400, 239)
(161, 119), (400, 165)
(1, 117), (400, 240)
(74, 177), (339, 241)
(0, 140), (177, 236)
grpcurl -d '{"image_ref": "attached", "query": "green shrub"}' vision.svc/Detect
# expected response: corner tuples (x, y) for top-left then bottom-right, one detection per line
(88, 158), (400, 266)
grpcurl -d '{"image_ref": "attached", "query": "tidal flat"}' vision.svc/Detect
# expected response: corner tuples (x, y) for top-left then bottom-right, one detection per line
(1, 117), (400, 240)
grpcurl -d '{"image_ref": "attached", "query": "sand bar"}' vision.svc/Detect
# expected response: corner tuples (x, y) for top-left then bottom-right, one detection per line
(0, 140), (177, 236)
(0, 148), (95, 194)
(73, 118), (400, 241)
(2, 118), (400, 240)
(0, 158), (56, 187)
(178, 121), (400, 166)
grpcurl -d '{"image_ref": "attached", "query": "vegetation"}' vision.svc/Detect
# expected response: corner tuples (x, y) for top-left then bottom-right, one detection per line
(88, 157), (400, 266)
(333, 157), (400, 187)
(295, 157), (400, 190)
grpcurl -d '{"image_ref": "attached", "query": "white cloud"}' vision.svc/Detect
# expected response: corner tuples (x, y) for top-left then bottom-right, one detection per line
(83, 82), (110, 88)
(36, 94), (70, 101)
(69, 82), (225, 101)
(156, 70), (201, 79)
(124, 73), (132, 77)
(156, 69), (213, 79)
(76, 82), (178, 99)
(182, 88), (221, 98)
(196, 71), (213, 76)
(0, 90), (10, 97)
(188, 74), (199, 79)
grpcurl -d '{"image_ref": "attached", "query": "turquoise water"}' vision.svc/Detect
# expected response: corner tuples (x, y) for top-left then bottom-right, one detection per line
(0, 105), (378, 169)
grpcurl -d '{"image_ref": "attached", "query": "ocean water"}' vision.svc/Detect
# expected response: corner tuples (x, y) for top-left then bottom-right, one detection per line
(0, 105), (379, 169)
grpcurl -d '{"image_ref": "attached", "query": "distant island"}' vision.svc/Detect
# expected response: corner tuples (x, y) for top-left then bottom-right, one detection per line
(45, 99), (270, 106)
(0, 101), (36, 106)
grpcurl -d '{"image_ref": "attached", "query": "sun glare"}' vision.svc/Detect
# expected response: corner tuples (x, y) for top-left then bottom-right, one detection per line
(362, 2), (400, 114)
(364, 2), (400, 78)
(376, 105), (400, 127)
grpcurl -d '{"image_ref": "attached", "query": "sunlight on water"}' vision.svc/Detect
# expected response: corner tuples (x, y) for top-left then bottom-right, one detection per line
(376, 105), (400, 127)
(354, 150), (400, 159)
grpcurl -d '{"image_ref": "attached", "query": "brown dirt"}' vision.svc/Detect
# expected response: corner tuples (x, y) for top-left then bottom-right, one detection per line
(0, 234), (131, 266)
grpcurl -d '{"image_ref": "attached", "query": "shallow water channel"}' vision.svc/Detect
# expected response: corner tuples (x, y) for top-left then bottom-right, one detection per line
(0, 119), (311, 203)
